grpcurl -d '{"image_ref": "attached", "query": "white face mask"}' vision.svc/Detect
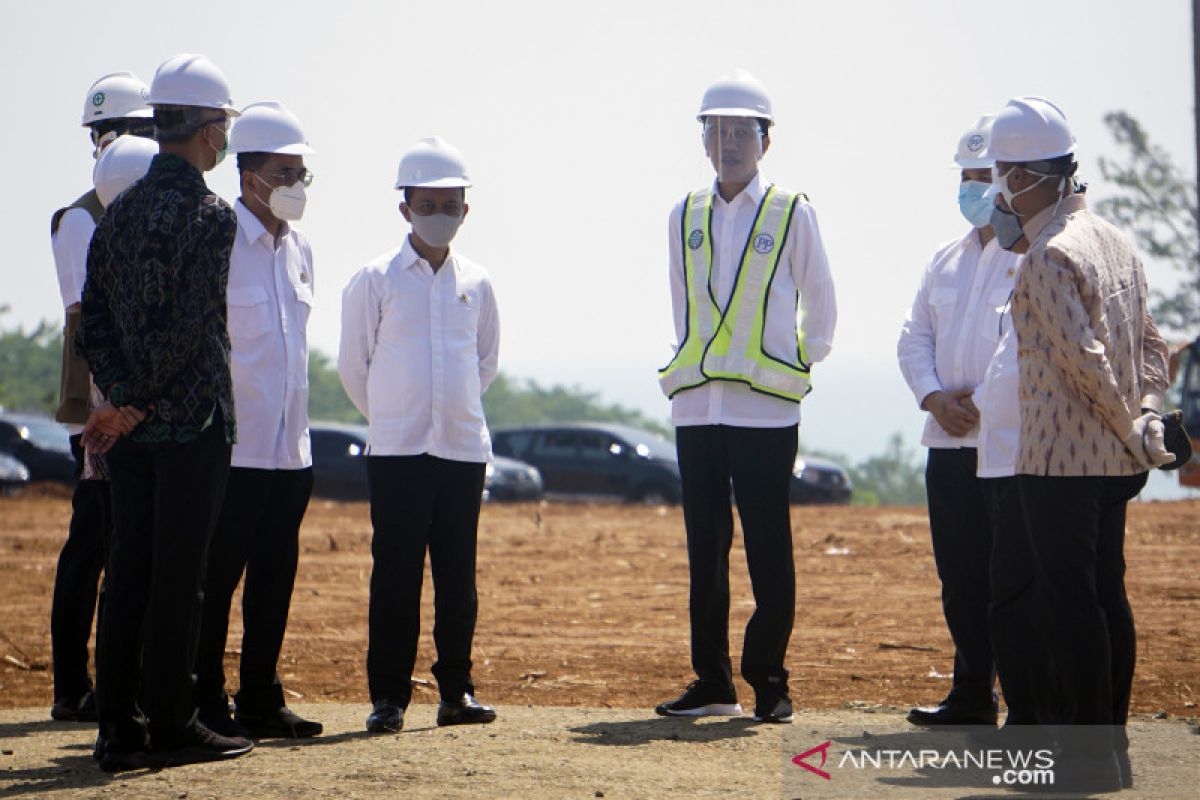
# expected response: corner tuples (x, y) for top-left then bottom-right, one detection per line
(409, 212), (463, 247)
(253, 173), (307, 221)
(992, 165), (1063, 214)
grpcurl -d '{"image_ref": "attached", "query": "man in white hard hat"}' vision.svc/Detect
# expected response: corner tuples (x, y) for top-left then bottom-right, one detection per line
(896, 116), (1023, 729)
(655, 69), (836, 723)
(194, 101), (322, 741)
(988, 96), (1170, 792)
(78, 53), (253, 772)
(47, 71), (155, 726)
(339, 136), (500, 734)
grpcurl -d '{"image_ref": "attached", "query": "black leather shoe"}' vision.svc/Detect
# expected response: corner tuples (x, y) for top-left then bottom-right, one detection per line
(198, 704), (251, 739)
(235, 706), (323, 739)
(51, 690), (98, 722)
(366, 700), (403, 733)
(906, 702), (998, 727)
(98, 743), (154, 773)
(154, 723), (254, 768)
(437, 693), (496, 726)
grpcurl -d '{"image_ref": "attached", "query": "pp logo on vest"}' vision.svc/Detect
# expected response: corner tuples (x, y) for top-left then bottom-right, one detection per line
(92, 92), (105, 108)
(967, 133), (985, 153)
(687, 229), (704, 250)
(753, 233), (775, 254)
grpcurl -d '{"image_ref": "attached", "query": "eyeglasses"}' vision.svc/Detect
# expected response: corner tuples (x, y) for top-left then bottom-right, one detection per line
(408, 199), (464, 217)
(703, 121), (762, 143)
(260, 167), (314, 188)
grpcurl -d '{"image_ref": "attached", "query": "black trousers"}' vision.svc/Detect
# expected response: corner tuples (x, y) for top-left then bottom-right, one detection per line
(924, 448), (996, 708)
(96, 419), (231, 749)
(676, 424), (797, 693)
(980, 476), (1047, 724)
(195, 467), (312, 714)
(50, 435), (111, 702)
(1017, 472), (1146, 754)
(366, 454), (486, 707)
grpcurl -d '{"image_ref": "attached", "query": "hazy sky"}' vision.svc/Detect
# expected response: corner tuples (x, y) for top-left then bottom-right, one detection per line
(4, 0), (1195, 493)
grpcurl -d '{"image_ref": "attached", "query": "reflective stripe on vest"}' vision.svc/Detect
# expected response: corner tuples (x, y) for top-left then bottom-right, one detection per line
(658, 185), (812, 402)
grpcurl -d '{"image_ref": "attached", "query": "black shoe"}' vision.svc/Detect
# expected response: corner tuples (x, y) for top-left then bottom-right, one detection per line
(654, 680), (742, 717)
(51, 690), (98, 722)
(92, 734), (105, 762)
(98, 742), (154, 773)
(366, 700), (404, 733)
(906, 701), (998, 727)
(753, 693), (795, 723)
(437, 693), (497, 726)
(154, 723), (254, 768)
(235, 706), (323, 739)
(198, 704), (251, 740)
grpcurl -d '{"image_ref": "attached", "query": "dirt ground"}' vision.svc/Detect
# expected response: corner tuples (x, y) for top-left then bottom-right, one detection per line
(1, 490), (1197, 718)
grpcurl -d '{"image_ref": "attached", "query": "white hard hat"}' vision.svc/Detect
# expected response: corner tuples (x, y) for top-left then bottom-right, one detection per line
(92, 135), (158, 207)
(229, 101), (315, 155)
(697, 68), (773, 124)
(394, 136), (471, 190)
(81, 72), (152, 126)
(954, 114), (996, 168)
(988, 96), (1074, 163)
(146, 53), (240, 116)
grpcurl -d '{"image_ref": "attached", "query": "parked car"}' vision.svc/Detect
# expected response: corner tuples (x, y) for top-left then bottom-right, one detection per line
(492, 421), (852, 506)
(790, 454), (853, 505)
(491, 423), (682, 504)
(0, 412), (75, 485)
(0, 452), (30, 494)
(309, 422), (542, 502)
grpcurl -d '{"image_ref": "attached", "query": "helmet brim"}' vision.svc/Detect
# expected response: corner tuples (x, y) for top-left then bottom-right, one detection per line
(697, 109), (773, 123)
(394, 177), (472, 190)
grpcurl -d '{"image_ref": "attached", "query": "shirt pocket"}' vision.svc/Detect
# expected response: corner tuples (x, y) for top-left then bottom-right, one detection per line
(986, 287), (1014, 341)
(445, 290), (480, 337)
(928, 287), (957, 328)
(227, 285), (273, 344)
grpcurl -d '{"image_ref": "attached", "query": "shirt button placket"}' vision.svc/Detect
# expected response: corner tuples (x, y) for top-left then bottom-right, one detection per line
(430, 268), (444, 448)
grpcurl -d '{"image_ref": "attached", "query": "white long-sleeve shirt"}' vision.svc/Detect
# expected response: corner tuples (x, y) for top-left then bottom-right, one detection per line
(896, 230), (1021, 449)
(666, 172), (837, 428)
(974, 292), (1020, 478)
(227, 200), (314, 470)
(51, 205), (98, 436)
(338, 237), (499, 463)
(51, 208), (96, 309)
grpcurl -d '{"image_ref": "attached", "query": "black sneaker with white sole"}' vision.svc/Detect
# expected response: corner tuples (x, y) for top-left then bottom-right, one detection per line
(752, 693), (795, 723)
(655, 680), (743, 717)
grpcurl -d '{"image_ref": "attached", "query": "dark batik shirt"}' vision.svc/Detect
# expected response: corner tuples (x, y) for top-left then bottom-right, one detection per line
(79, 153), (237, 444)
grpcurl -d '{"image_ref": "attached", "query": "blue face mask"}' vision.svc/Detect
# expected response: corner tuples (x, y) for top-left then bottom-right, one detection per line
(957, 180), (994, 228)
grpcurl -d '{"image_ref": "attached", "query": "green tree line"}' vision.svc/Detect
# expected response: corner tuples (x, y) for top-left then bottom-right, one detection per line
(0, 309), (926, 506)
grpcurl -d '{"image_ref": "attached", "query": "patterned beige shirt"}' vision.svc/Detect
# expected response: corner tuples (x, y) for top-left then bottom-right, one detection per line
(1012, 193), (1169, 476)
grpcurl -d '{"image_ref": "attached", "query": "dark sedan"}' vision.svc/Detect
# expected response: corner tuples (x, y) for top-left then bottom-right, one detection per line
(0, 412), (75, 485)
(0, 452), (30, 494)
(309, 422), (542, 502)
(492, 422), (682, 504)
(492, 421), (851, 505)
(790, 454), (853, 504)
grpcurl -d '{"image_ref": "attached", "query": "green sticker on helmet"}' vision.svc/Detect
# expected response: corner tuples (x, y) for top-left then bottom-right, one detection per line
(92, 92), (105, 107)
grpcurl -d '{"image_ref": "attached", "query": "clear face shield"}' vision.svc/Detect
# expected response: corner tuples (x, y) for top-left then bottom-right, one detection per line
(702, 116), (764, 184)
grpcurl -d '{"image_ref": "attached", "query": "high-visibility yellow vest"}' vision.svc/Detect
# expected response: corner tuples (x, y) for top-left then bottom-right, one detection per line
(658, 185), (812, 403)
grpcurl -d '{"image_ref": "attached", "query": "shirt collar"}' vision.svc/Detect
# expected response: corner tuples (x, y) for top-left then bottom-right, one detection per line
(1023, 192), (1087, 244)
(234, 198), (290, 247)
(398, 234), (455, 273)
(711, 171), (767, 206)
